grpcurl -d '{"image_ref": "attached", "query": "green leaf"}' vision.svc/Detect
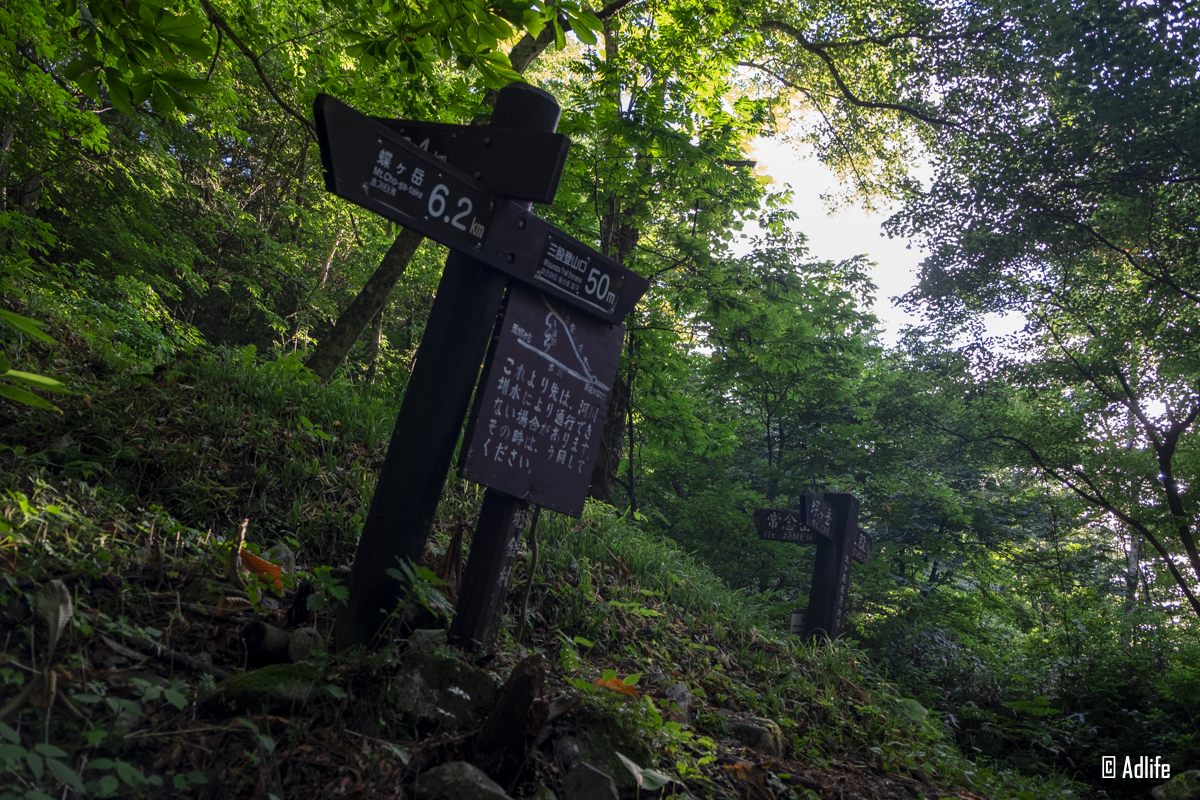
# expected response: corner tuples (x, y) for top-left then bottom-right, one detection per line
(163, 687), (187, 709)
(159, 71), (216, 95)
(104, 70), (134, 116)
(0, 383), (60, 412)
(1, 370), (66, 392)
(641, 768), (675, 791)
(521, 11), (546, 39)
(382, 743), (409, 764)
(25, 749), (43, 780)
(622, 672), (642, 686)
(0, 743), (25, 760)
(0, 721), (18, 743)
(573, 11), (603, 31)
(149, 82), (173, 115)
(98, 773), (120, 794)
(0, 309), (53, 343)
(897, 698), (929, 723)
(574, 25), (597, 46)
(115, 759), (146, 786)
(46, 758), (86, 793)
(62, 54), (103, 80)
(33, 744), (67, 758)
(132, 76), (155, 106)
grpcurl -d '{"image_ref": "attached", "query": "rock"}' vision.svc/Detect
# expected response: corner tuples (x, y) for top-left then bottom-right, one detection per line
(664, 683), (693, 721)
(288, 627), (325, 662)
(409, 628), (448, 654)
(717, 710), (785, 757)
(1153, 770), (1200, 800)
(553, 712), (653, 794)
(415, 761), (512, 800)
(388, 651), (496, 737)
(211, 662), (322, 713)
(560, 763), (618, 800)
(240, 620), (292, 667)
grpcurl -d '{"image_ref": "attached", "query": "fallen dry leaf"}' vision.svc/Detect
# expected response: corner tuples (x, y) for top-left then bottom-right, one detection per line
(594, 677), (641, 698)
(239, 548), (283, 592)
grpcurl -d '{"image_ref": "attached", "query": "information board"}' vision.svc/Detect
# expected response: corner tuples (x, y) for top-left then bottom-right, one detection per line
(753, 509), (821, 544)
(378, 119), (570, 205)
(460, 283), (624, 517)
(752, 489), (835, 543)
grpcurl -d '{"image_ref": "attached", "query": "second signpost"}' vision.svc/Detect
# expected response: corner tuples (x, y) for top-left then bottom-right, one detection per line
(315, 84), (649, 652)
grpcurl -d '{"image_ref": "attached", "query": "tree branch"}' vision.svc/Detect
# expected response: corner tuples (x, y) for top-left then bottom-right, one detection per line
(199, 0), (317, 140)
(758, 21), (958, 128)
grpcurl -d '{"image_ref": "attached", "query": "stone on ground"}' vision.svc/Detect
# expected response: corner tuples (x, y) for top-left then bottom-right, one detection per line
(414, 761), (512, 800)
(559, 763), (619, 800)
(1153, 770), (1200, 800)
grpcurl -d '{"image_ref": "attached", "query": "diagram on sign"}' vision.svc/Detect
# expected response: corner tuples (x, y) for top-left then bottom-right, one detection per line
(514, 293), (612, 400)
(460, 283), (624, 517)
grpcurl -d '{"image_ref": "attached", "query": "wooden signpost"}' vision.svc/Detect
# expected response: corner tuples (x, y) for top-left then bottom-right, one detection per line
(753, 490), (870, 640)
(316, 86), (649, 652)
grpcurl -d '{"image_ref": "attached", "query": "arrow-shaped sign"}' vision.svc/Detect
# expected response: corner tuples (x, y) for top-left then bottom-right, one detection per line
(377, 118), (570, 205)
(314, 94), (648, 324)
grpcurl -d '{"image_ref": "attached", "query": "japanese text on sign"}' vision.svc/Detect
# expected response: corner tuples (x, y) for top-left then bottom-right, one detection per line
(756, 510), (818, 543)
(367, 138), (492, 252)
(461, 284), (624, 517)
(535, 232), (626, 316)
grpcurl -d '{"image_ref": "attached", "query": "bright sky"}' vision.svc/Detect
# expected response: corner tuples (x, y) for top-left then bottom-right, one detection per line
(746, 137), (1025, 347)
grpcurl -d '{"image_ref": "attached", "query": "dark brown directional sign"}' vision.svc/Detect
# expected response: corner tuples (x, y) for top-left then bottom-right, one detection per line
(460, 283), (624, 517)
(314, 94), (648, 324)
(754, 492), (868, 641)
(378, 119), (570, 205)
(752, 489), (835, 543)
(852, 527), (873, 564)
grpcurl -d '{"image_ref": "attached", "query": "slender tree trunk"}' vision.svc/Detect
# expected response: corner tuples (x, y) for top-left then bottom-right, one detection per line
(318, 230), (343, 288)
(305, 227), (422, 380)
(624, 341), (637, 513)
(1125, 531), (1142, 611)
(588, 19), (646, 503)
(589, 368), (630, 504)
(364, 308), (384, 385)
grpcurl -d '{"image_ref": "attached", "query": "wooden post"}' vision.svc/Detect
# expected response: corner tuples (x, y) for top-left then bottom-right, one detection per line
(449, 489), (529, 652)
(334, 84), (563, 651)
(805, 492), (859, 641)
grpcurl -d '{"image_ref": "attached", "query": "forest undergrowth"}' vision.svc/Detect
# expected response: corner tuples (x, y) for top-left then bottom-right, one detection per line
(0, 321), (1085, 800)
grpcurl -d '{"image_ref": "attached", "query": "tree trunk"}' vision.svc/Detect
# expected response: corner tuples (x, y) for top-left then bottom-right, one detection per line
(364, 307), (384, 385)
(588, 369), (630, 504)
(587, 19), (645, 505)
(305, 227), (422, 380)
(1124, 531), (1142, 611)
